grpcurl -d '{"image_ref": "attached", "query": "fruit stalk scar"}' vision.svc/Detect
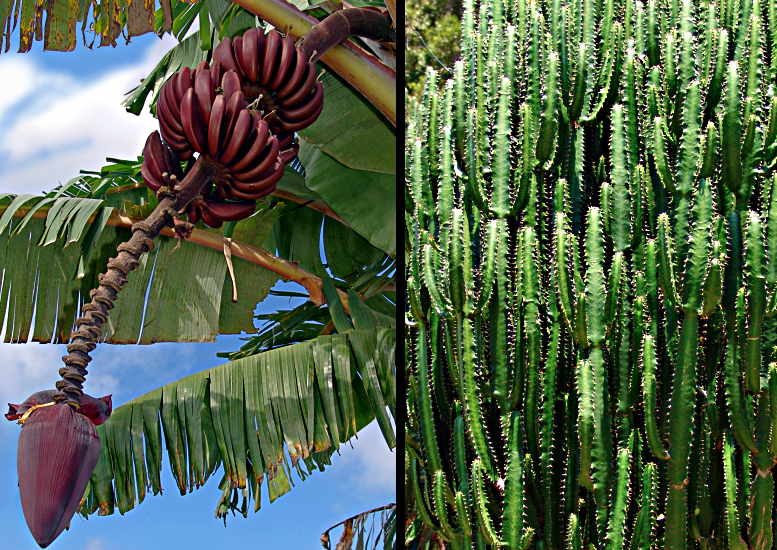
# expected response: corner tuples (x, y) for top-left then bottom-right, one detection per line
(299, 7), (395, 63)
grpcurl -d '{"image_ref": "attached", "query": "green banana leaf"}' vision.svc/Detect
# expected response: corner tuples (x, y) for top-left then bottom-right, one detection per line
(122, 32), (210, 116)
(300, 72), (396, 175)
(59, 155), (396, 322)
(77, 328), (396, 519)
(0, 195), (279, 344)
(298, 143), (396, 257)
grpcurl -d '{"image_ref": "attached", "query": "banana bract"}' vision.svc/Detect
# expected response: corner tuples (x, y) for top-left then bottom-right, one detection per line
(6, 390), (112, 426)
(17, 405), (100, 548)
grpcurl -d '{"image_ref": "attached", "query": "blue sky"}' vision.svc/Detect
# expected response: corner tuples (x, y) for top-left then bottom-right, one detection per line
(0, 32), (395, 549)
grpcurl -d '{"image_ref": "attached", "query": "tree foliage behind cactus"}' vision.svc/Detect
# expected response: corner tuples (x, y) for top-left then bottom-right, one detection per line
(405, 0), (777, 547)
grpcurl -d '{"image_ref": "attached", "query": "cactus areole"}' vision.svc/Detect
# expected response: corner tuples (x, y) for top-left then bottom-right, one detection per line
(6, 9), (393, 548)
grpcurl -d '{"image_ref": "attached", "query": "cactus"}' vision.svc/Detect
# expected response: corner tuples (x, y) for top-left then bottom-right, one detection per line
(406, 0), (777, 547)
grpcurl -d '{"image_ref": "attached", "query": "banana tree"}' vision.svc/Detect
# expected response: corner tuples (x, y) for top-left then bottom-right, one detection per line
(0, 0), (396, 547)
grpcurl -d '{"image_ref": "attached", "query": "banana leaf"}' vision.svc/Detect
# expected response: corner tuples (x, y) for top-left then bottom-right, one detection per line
(0, 196), (278, 344)
(77, 328), (396, 518)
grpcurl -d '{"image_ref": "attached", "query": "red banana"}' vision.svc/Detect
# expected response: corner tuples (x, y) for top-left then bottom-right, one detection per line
(221, 70), (242, 101)
(279, 100), (325, 132)
(279, 64), (317, 107)
(228, 163), (284, 199)
(242, 28), (261, 82)
(174, 66), (193, 102)
(203, 199), (256, 222)
(180, 88), (207, 153)
(232, 137), (280, 181)
(282, 82), (324, 121)
(268, 35), (296, 91)
(207, 94), (227, 157)
(142, 131), (182, 191)
(275, 49), (308, 99)
(193, 67), (214, 120)
(223, 88), (247, 142)
(213, 37), (238, 73)
(260, 31), (282, 86)
(229, 121), (274, 172)
(219, 109), (253, 165)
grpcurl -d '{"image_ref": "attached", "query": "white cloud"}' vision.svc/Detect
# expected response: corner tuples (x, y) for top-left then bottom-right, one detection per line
(0, 340), (201, 409)
(0, 342), (62, 406)
(0, 57), (70, 124)
(0, 36), (196, 399)
(0, 34), (177, 194)
(83, 537), (107, 550)
(0, 341), (119, 409)
(338, 420), (396, 494)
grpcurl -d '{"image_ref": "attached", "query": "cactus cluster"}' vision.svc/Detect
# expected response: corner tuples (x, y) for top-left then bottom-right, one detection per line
(406, 0), (777, 547)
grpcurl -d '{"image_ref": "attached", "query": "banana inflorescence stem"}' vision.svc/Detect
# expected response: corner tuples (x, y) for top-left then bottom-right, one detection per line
(54, 158), (217, 408)
(55, 9), (395, 409)
(299, 8), (395, 63)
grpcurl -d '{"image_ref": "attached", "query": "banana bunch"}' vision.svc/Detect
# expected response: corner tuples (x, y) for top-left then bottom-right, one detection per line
(144, 62), (285, 226)
(213, 28), (325, 134)
(155, 63), (286, 197)
(142, 129), (259, 227)
(141, 26), (326, 229)
(143, 73), (276, 229)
